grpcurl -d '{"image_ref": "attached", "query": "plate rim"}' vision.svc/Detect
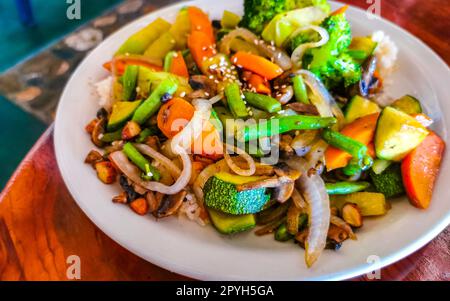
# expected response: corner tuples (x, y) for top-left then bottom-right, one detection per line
(54, 0), (450, 281)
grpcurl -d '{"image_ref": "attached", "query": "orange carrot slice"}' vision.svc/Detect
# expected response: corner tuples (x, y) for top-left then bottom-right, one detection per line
(231, 51), (283, 80)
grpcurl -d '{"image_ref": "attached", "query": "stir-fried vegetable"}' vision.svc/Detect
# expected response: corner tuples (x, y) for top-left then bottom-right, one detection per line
(85, 2), (445, 270)
(240, 115), (336, 141)
(231, 51), (284, 80)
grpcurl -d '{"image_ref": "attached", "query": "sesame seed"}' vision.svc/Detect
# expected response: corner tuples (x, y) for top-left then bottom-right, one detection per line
(180, 91), (186, 97)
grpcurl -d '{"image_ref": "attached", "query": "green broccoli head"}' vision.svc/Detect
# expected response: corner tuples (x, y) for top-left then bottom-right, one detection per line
(299, 13), (361, 90)
(240, 0), (297, 34)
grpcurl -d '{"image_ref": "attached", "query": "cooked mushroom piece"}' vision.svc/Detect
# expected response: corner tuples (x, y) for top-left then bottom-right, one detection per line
(330, 215), (357, 240)
(145, 191), (159, 213)
(155, 190), (187, 218)
(236, 177), (280, 191)
(274, 162), (302, 181)
(84, 150), (103, 167)
(291, 188), (307, 210)
(112, 192), (128, 204)
(290, 131), (318, 157)
(342, 203), (363, 227)
(286, 103), (319, 115)
(91, 117), (106, 147)
(327, 224), (349, 243)
(273, 180), (295, 203)
(188, 75), (216, 99)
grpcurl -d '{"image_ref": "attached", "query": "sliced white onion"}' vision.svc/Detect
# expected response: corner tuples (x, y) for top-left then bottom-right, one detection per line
(224, 144), (256, 176)
(219, 28), (292, 70)
(171, 99), (212, 152)
(291, 25), (329, 69)
(110, 150), (192, 195)
(286, 157), (330, 268)
(193, 159), (229, 203)
(207, 93), (223, 105)
(134, 144), (181, 178)
(294, 70), (345, 129)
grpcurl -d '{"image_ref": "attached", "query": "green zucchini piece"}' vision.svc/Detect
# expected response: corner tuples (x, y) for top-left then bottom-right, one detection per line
(107, 100), (142, 131)
(348, 37), (378, 63)
(345, 95), (381, 124)
(391, 95), (422, 115)
(375, 107), (429, 161)
(208, 208), (256, 234)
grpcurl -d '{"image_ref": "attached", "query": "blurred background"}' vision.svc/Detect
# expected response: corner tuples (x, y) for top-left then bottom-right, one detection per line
(0, 0), (179, 188)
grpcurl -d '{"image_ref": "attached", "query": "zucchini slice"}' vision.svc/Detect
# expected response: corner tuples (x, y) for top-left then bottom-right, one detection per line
(391, 95), (422, 115)
(375, 106), (429, 161)
(345, 95), (381, 124)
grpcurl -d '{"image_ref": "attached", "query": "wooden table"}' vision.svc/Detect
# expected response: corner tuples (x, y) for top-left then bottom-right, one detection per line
(1, 0), (449, 281)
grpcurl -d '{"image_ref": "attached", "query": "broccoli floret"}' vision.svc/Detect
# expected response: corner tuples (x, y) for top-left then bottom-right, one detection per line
(295, 0), (331, 14)
(300, 13), (361, 89)
(329, 53), (362, 88)
(369, 164), (405, 198)
(289, 30), (320, 53)
(240, 0), (296, 34)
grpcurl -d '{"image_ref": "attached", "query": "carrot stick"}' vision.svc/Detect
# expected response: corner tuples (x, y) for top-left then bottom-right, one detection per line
(231, 52), (283, 80)
(247, 73), (271, 95)
(170, 51), (189, 78)
(330, 5), (349, 16)
(187, 6), (215, 44)
(188, 31), (216, 68)
(401, 132), (445, 209)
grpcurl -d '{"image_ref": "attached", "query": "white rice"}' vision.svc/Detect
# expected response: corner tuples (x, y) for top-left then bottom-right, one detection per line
(95, 76), (114, 109)
(178, 192), (207, 226)
(371, 30), (399, 79)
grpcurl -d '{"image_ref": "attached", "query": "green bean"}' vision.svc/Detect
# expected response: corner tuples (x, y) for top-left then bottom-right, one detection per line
(292, 75), (309, 104)
(322, 129), (367, 159)
(274, 223), (293, 242)
(122, 65), (139, 101)
(243, 92), (281, 113)
(225, 83), (249, 119)
(132, 78), (178, 124)
(326, 181), (371, 195)
(123, 143), (160, 181)
(136, 127), (157, 143)
(240, 115), (337, 141)
(101, 129), (123, 143)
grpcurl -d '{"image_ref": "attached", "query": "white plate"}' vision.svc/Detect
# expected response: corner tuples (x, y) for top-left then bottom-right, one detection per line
(55, 0), (450, 280)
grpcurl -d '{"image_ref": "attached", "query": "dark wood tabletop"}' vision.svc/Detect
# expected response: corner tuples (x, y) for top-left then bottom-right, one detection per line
(1, 0), (449, 281)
